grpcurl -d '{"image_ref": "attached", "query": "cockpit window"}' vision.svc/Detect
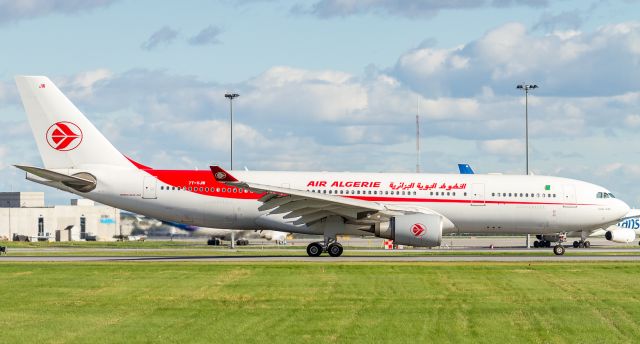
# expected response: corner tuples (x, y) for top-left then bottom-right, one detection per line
(597, 192), (616, 199)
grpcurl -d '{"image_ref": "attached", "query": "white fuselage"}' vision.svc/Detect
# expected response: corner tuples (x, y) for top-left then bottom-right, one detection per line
(40, 165), (629, 237)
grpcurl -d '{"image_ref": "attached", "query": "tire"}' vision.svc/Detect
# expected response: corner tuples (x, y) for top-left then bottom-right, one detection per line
(578, 242), (584, 248)
(573, 241), (579, 248)
(553, 245), (565, 256)
(584, 241), (591, 248)
(306, 242), (323, 257)
(328, 243), (344, 257)
(533, 241), (539, 248)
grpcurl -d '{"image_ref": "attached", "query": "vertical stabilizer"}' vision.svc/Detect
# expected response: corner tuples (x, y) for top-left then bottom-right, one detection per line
(15, 76), (132, 169)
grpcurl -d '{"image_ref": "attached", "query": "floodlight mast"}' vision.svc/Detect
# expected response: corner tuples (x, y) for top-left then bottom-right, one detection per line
(516, 84), (538, 175)
(224, 93), (240, 170)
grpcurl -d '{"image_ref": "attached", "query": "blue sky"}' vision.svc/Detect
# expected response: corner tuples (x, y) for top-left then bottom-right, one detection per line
(0, 0), (639, 206)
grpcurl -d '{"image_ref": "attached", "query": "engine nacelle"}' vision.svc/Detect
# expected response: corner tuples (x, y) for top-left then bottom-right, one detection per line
(375, 213), (442, 247)
(605, 228), (636, 243)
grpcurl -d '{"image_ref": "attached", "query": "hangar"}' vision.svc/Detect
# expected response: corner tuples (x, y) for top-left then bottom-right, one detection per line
(0, 192), (122, 241)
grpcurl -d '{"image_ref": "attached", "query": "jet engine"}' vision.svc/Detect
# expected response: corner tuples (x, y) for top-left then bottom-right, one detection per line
(605, 228), (636, 243)
(374, 213), (442, 247)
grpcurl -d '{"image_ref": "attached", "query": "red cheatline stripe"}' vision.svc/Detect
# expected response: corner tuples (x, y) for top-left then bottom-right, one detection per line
(129, 165), (598, 206)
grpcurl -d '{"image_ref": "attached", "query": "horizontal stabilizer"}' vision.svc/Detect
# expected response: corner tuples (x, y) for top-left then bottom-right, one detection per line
(14, 165), (96, 192)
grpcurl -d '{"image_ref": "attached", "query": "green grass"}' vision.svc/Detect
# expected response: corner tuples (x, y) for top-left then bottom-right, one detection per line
(1, 262), (640, 343)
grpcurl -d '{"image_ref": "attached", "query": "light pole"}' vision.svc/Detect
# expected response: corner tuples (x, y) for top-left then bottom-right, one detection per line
(6, 200), (10, 240)
(224, 93), (240, 170)
(517, 83), (538, 249)
(516, 83), (538, 175)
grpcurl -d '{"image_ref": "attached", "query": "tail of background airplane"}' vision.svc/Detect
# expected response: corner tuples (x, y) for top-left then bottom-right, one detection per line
(15, 76), (132, 169)
(458, 163), (475, 174)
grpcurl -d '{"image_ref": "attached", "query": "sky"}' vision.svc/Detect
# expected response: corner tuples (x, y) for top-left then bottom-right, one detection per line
(0, 0), (639, 207)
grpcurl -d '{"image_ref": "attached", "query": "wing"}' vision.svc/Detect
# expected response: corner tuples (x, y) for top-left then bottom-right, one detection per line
(210, 166), (413, 227)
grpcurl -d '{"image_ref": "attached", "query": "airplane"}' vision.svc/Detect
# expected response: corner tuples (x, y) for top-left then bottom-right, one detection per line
(12, 76), (630, 257)
(457, 163), (640, 248)
(163, 221), (289, 246)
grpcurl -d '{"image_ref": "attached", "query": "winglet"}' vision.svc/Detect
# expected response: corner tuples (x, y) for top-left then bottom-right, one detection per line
(210, 166), (239, 182)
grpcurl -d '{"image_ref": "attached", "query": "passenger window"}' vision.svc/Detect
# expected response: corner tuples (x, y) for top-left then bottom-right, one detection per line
(188, 187), (192, 191)
(452, 192), (455, 196)
(430, 192), (433, 196)
(413, 191), (417, 195)
(447, 192), (450, 196)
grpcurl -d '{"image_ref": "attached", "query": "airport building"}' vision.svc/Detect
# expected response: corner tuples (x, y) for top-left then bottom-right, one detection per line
(0, 192), (122, 241)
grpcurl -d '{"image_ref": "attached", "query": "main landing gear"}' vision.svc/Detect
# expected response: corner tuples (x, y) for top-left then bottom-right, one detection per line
(572, 240), (591, 248)
(306, 238), (344, 257)
(533, 240), (552, 248)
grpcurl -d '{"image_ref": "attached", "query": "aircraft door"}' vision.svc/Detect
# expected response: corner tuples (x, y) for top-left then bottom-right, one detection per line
(471, 183), (486, 206)
(142, 176), (158, 199)
(563, 185), (577, 208)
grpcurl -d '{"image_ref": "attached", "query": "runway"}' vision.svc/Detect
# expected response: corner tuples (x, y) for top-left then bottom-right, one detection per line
(4, 252), (640, 262)
(3, 236), (640, 262)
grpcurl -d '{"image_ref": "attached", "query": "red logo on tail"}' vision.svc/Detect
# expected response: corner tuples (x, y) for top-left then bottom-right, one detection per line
(411, 223), (426, 237)
(46, 122), (83, 151)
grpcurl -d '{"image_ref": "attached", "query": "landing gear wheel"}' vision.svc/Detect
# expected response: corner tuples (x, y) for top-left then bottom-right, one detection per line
(573, 241), (579, 248)
(553, 245), (565, 256)
(327, 243), (343, 257)
(584, 241), (591, 248)
(578, 241), (585, 248)
(533, 241), (540, 248)
(306, 242), (323, 257)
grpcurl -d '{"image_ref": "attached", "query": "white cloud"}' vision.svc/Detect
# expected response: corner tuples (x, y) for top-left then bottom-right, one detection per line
(296, 0), (547, 19)
(0, 0), (117, 24)
(393, 21), (640, 98)
(477, 139), (524, 156)
(624, 114), (640, 128)
(0, 145), (6, 170)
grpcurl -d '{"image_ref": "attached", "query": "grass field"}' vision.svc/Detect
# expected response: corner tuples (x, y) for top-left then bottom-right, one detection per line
(2, 262), (640, 343)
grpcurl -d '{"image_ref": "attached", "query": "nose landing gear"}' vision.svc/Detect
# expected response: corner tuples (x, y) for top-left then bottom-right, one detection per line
(553, 233), (568, 256)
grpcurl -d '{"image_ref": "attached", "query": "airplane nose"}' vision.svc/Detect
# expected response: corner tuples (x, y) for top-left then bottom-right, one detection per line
(618, 200), (631, 218)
